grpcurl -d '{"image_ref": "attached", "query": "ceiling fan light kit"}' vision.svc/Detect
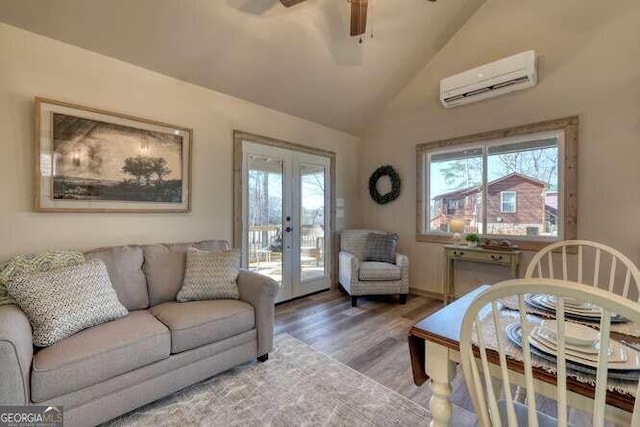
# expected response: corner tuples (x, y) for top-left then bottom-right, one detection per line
(279, 0), (437, 39)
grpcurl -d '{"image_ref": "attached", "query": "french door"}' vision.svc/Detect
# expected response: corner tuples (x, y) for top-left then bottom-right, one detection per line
(241, 141), (332, 303)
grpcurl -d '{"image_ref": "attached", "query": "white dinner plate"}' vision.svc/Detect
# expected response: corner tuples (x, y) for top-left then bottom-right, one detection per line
(505, 324), (640, 380)
(531, 328), (616, 362)
(526, 294), (626, 322)
(540, 320), (600, 347)
(537, 295), (603, 317)
(528, 328), (639, 369)
(546, 295), (590, 309)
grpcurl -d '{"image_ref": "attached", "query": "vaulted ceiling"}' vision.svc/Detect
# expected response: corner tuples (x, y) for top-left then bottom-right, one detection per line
(0, 0), (484, 135)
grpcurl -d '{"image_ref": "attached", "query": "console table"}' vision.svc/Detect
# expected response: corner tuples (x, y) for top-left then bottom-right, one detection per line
(443, 244), (521, 304)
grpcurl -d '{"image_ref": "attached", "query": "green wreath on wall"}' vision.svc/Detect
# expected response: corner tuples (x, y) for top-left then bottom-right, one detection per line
(369, 165), (401, 205)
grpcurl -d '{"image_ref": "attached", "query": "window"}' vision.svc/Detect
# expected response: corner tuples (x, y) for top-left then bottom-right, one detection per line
(417, 117), (578, 250)
(500, 191), (516, 213)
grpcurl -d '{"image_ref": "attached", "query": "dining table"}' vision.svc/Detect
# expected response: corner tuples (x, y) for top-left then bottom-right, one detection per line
(408, 285), (638, 427)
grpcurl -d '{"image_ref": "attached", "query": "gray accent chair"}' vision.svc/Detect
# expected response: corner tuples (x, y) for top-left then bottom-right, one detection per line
(0, 240), (278, 427)
(338, 230), (409, 307)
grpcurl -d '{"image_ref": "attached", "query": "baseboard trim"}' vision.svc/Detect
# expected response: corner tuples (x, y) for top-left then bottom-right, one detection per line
(275, 288), (331, 306)
(409, 287), (445, 301)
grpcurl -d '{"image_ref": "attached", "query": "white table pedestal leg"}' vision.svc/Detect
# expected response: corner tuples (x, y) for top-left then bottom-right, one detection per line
(425, 341), (455, 427)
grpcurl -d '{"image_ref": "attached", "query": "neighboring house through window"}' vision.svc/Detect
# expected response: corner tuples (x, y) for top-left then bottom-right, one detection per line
(500, 191), (516, 213)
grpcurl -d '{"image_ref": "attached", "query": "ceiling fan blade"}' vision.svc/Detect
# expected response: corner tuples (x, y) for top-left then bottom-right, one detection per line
(350, 0), (368, 36)
(280, 0), (306, 7)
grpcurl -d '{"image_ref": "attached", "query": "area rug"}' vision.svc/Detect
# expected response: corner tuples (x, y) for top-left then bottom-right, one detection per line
(105, 334), (431, 426)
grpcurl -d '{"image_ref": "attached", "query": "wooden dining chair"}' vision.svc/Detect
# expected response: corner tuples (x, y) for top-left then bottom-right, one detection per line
(460, 278), (640, 427)
(525, 240), (640, 301)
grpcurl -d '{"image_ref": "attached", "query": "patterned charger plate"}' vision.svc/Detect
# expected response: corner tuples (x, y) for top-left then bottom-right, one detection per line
(524, 293), (627, 324)
(505, 323), (640, 381)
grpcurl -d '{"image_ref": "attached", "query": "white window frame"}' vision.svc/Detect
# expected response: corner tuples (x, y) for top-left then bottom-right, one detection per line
(500, 191), (517, 213)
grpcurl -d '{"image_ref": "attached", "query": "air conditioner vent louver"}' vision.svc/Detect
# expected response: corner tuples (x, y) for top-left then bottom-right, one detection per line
(440, 51), (537, 108)
(443, 76), (531, 103)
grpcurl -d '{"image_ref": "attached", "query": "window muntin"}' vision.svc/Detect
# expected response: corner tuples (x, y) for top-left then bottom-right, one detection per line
(500, 191), (516, 213)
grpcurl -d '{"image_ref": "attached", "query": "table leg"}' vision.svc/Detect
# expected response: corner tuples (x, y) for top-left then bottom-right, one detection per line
(425, 341), (455, 427)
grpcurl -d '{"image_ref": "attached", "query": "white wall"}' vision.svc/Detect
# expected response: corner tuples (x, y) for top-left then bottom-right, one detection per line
(0, 23), (361, 258)
(361, 0), (640, 295)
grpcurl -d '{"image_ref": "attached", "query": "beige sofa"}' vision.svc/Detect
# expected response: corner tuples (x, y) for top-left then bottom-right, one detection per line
(0, 240), (279, 426)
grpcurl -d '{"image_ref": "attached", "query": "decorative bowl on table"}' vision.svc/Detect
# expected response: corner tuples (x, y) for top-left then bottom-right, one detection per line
(481, 239), (519, 251)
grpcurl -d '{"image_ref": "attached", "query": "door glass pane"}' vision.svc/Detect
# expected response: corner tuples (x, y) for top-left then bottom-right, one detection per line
(247, 154), (283, 284)
(299, 164), (326, 283)
(487, 137), (559, 237)
(428, 148), (484, 234)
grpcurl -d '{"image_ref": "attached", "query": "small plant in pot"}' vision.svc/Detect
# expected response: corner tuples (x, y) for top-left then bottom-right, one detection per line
(465, 233), (480, 247)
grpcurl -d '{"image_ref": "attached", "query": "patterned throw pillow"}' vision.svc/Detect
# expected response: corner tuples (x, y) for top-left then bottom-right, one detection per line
(6, 259), (128, 347)
(177, 248), (241, 302)
(0, 250), (85, 306)
(364, 233), (399, 264)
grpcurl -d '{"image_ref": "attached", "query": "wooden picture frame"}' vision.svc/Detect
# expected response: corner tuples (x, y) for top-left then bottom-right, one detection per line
(35, 97), (192, 213)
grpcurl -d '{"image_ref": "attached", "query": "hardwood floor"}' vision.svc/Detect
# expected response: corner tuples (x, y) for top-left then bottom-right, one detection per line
(275, 290), (443, 408)
(275, 289), (598, 426)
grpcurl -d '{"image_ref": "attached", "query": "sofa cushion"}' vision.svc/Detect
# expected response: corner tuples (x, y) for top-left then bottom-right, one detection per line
(7, 259), (129, 347)
(85, 245), (148, 310)
(0, 250), (85, 307)
(151, 300), (255, 353)
(176, 248), (241, 302)
(143, 240), (230, 307)
(358, 261), (402, 281)
(31, 310), (170, 402)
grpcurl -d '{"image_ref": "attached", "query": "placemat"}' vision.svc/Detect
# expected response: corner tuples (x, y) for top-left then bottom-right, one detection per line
(473, 310), (638, 397)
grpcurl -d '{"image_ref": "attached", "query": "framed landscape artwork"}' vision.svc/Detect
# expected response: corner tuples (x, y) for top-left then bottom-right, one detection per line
(35, 98), (192, 212)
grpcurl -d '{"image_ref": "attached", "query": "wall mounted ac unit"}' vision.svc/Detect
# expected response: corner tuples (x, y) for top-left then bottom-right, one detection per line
(440, 50), (537, 108)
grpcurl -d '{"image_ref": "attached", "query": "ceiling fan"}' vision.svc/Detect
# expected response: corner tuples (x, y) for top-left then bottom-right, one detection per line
(280, 0), (437, 37)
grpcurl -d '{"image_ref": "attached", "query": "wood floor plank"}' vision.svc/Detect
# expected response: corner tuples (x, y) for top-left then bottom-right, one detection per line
(275, 289), (610, 425)
(275, 290), (440, 408)
(345, 336), (398, 372)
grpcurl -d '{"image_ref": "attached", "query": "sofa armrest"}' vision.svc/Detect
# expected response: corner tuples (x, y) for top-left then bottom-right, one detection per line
(0, 304), (33, 405)
(396, 253), (410, 293)
(339, 251), (359, 293)
(237, 270), (279, 357)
